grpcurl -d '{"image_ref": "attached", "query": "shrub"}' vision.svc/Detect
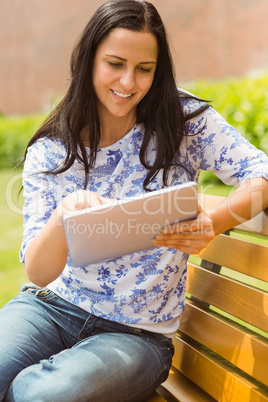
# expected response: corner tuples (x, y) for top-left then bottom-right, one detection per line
(185, 72), (268, 152)
(0, 114), (45, 169)
(184, 70), (268, 183)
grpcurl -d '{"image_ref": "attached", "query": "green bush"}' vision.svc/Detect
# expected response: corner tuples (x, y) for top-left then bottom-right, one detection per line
(0, 114), (45, 168)
(184, 71), (268, 183)
(185, 71), (268, 153)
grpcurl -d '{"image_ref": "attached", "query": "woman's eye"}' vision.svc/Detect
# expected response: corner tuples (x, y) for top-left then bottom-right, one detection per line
(108, 62), (122, 68)
(138, 66), (151, 73)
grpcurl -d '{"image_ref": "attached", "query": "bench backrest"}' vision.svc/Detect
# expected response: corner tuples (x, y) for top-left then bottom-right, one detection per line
(171, 194), (268, 401)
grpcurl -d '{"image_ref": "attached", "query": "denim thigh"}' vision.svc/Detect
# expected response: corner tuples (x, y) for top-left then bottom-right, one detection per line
(6, 331), (173, 402)
(0, 284), (86, 400)
(1, 286), (174, 402)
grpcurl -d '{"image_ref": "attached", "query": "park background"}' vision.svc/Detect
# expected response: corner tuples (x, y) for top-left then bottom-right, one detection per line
(1, 0), (268, 306)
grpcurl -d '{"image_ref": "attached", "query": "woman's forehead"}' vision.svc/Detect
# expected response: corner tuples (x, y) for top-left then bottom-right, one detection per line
(96, 28), (158, 62)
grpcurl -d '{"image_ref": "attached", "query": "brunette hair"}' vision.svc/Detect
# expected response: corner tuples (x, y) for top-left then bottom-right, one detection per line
(25, 0), (209, 190)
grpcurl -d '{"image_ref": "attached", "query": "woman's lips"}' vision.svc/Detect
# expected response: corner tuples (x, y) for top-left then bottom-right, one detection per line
(111, 89), (135, 100)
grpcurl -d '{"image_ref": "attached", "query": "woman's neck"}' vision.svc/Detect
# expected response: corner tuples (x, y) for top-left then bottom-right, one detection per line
(98, 116), (136, 147)
(82, 114), (136, 148)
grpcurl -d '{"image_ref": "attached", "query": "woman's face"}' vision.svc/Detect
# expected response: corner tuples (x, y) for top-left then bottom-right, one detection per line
(92, 28), (158, 124)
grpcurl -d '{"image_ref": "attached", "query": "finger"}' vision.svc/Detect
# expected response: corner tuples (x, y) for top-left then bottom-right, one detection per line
(198, 202), (204, 213)
(152, 238), (208, 255)
(153, 236), (206, 248)
(154, 231), (205, 241)
(84, 191), (111, 208)
(62, 190), (108, 214)
(162, 219), (200, 234)
(163, 212), (214, 235)
(98, 194), (111, 204)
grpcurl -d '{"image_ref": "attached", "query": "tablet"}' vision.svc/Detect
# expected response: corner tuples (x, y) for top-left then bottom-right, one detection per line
(62, 181), (198, 266)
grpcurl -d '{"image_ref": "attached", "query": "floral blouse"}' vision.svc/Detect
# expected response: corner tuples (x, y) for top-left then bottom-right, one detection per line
(20, 96), (268, 336)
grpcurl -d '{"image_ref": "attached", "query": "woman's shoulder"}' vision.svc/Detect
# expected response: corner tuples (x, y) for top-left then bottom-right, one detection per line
(27, 136), (65, 153)
(24, 136), (66, 172)
(178, 87), (208, 115)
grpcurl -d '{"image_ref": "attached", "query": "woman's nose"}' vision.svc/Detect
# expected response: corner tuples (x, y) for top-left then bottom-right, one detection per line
(119, 69), (135, 91)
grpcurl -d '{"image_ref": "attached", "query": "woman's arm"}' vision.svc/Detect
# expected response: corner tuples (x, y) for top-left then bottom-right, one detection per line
(152, 177), (268, 255)
(25, 190), (108, 287)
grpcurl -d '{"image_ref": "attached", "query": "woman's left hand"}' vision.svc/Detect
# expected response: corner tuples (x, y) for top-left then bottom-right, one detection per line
(152, 210), (215, 255)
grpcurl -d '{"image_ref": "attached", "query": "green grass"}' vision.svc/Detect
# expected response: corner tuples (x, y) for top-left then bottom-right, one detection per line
(0, 169), (28, 307)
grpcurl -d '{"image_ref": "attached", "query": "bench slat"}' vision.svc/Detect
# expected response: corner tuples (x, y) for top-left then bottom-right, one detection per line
(154, 194), (268, 401)
(180, 300), (268, 386)
(159, 366), (215, 402)
(172, 333), (268, 402)
(146, 393), (167, 402)
(186, 263), (268, 333)
(198, 234), (268, 282)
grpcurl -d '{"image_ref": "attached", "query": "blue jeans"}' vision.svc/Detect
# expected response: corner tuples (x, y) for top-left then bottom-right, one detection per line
(0, 285), (174, 402)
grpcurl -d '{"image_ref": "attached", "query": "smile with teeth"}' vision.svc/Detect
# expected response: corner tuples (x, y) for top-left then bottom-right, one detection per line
(112, 89), (134, 98)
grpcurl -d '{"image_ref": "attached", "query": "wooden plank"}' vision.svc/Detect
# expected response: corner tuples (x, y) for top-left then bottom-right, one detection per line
(186, 263), (268, 333)
(198, 194), (268, 235)
(159, 366), (215, 402)
(172, 333), (268, 402)
(198, 234), (268, 282)
(146, 393), (166, 402)
(180, 300), (268, 386)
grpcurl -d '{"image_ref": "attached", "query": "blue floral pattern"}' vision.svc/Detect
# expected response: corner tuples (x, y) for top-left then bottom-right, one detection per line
(20, 96), (268, 335)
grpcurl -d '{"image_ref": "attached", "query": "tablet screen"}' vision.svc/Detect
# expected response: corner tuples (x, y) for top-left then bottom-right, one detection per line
(63, 181), (198, 266)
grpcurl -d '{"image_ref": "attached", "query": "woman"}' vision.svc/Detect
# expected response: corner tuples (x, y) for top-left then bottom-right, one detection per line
(1, 0), (268, 401)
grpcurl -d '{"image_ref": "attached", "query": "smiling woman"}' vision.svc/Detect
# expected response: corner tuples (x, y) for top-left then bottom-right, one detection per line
(1, 0), (268, 401)
(91, 28), (158, 147)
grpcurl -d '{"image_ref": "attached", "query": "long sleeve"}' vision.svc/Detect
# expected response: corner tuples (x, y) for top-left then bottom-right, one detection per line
(181, 103), (268, 186)
(19, 138), (65, 265)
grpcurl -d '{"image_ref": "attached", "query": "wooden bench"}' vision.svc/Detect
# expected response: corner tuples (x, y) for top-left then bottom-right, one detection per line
(148, 194), (268, 402)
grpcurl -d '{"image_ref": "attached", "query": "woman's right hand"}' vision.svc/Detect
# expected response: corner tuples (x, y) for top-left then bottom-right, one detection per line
(60, 190), (110, 217)
(25, 190), (109, 287)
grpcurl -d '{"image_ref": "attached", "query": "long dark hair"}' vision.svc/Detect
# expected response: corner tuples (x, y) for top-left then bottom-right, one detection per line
(25, 0), (209, 190)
